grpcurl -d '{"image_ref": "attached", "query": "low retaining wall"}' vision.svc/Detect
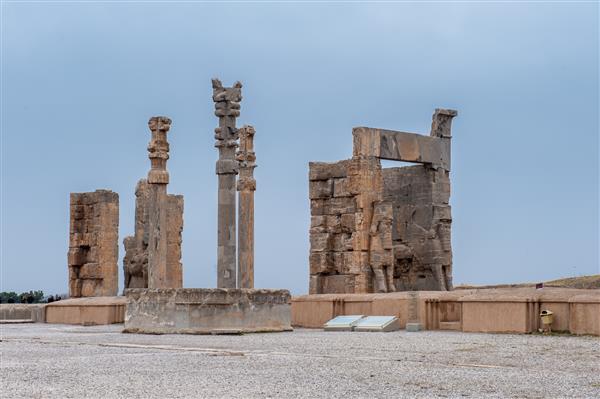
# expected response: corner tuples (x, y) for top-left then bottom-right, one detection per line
(0, 304), (46, 322)
(124, 288), (292, 334)
(292, 288), (600, 336)
(45, 296), (126, 325)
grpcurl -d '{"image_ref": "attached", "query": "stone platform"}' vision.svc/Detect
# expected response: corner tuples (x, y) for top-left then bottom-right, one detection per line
(0, 304), (46, 323)
(45, 296), (126, 325)
(292, 287), (600, 335)
(124, 288), (292, 334)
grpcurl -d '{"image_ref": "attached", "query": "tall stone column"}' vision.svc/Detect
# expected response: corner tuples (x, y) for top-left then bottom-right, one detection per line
(146, 116), (171, 288)
(236, 125), (256, 289)
(212, 79), (242, 288)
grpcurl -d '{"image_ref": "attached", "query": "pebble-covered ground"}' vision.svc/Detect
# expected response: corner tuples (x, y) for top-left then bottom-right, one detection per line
(1, 323), (598, 398)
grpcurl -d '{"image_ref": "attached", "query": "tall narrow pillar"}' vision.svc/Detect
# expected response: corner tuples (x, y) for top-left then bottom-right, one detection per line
(237, 125), (256, 288)
(212, 79), (242, 288)
(146, 116), (171, 288)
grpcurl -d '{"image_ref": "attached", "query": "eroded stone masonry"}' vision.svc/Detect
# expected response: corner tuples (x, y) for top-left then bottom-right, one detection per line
(123, 180), (183, 289)
(123, 117), (184, 290)
(68, 190), (119, 297)
(309, 109), (457, 294)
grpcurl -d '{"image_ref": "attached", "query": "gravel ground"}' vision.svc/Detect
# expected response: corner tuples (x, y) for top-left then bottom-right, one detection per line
(1, 323), (599, 398)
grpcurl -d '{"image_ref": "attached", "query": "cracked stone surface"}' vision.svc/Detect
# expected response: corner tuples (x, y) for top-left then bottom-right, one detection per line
(2, 323), (599, 398)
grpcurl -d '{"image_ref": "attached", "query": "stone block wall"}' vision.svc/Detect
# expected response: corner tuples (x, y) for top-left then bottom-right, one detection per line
(123, 179), (183, 290)
(383, 166), (452, 290)
(308, 158), (387, 294)
(68, 190), (119, 297)
(308, 108), (457, 294)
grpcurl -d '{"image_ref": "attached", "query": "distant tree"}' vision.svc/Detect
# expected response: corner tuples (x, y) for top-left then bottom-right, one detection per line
(0, 292), (19, 303)
(0, 291), (45, 304)
(32, 290), (44, 303)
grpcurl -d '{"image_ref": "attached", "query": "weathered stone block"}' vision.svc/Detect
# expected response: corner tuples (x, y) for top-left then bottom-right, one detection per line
(320, 275), (355, 294)
(340, 213), (356, 232)
(309, 179), (334, 199)
(124, 288), (292, 334)
(310, 252), (334, 274)
(309, 161), (349, 181)
(326, 197), (356, 215)
(310, 232), (331, 252)
(333, 178), (352, 197)
(352, 127), (451, 171)
(310, 199), (327, 216)
(68, 190), (119, 298)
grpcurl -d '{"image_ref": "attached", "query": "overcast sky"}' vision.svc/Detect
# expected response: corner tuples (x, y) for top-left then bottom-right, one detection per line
(1, 1), (598, 295)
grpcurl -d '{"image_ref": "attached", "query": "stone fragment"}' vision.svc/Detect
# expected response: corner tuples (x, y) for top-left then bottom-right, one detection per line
(333, 177), (352, 197)
(309, 161), (349, 181)
(309, 179), (334, 199)
(68, 190), (119, 297)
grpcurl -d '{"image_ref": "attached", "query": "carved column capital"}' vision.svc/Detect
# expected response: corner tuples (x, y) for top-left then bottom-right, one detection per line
(430, 108), (457, 138)
(147, 116), (171, 184)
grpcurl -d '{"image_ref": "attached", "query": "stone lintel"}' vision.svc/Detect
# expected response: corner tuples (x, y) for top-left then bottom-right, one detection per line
(352, 127), (451, 171)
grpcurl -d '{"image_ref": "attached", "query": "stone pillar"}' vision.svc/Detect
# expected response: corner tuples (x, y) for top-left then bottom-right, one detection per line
(212, 79), (242, 288)
(68, 190), (119, 297)
(236, 125), (256, 288)
(123, 179), (184, 290)
(146, 116), (171, 289)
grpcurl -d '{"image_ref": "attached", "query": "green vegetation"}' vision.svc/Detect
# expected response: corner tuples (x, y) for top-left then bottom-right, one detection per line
(0, 290), (45, 304)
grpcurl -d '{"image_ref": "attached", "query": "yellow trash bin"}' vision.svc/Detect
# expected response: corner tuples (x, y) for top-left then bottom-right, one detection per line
(540, 310), (554, 326)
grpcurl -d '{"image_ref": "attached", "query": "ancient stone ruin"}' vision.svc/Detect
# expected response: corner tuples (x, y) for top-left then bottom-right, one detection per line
(122, 117), (184, 290)
(123, 179), (183, 290)
(123, 79), (290, 334)
(68, 190), (119, 297)
(309, 109), (457, 294)
(236, 125), (257, 288)
(212, 79), (256, 289)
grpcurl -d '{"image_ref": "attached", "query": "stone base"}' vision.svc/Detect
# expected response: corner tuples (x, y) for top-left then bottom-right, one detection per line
(124, 288), (292, 334)
(405, 322), (423, 332)
(45, 297), (126, 325)
(1, 304), (46, 323)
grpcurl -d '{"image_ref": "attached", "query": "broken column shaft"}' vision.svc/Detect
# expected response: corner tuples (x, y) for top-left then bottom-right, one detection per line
(212, 79), (242, 288)
(146, 116), (172, 288)
(237, 125), (256, 289)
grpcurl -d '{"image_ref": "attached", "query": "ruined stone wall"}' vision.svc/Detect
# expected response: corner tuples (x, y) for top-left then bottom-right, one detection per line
(308, 158), (386, 294)
(382, 166), (452, 291)
(68, 190), (119, 297)
(123, 179), (183, 290)
(308, 108), (456, 294)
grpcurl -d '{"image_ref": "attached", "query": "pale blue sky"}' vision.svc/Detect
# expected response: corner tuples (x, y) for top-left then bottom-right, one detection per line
(1, 1), (598, 295)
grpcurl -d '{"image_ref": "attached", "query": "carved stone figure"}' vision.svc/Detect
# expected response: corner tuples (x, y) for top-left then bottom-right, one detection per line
(123, 179), (183, 290)
(369, 201), (395, 293)
(308, 108), (457, 293)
